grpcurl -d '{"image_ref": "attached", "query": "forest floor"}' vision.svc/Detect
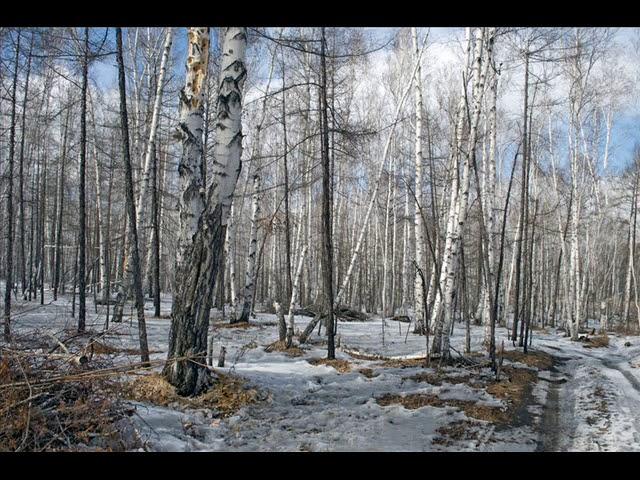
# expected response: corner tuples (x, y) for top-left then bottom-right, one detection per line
(2, 287), (640, 451)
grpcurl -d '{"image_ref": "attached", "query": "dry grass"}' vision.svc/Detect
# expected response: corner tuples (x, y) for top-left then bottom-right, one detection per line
(583, 333), (609, 349)
(433, 420), (483, 446)
(123, 372), (261, 417)
(500, 349), (553, 370)
(406, 371), (473, 387)
(358, 368), (379, 379)
(376, 393), (506, 423)
(486, 366), (536, 405)
(307, 358), (351, 373)
(264, 340), (305, 357)
(0, 352), (135, 452)
(89, 340), (160, 356)
(378, 357), (427, 369)
(212, 321), (262, 330)
(379, 356), (547, 428)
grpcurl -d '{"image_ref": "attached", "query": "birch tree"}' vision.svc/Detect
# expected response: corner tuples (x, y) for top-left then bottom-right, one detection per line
(164, 27), (247, 396)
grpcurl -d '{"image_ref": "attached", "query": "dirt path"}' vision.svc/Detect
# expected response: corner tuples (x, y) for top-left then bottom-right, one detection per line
(537, 342), (640, 451)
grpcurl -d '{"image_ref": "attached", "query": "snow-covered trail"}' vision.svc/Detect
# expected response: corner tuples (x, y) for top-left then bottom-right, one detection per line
(536, 333), (640, 451)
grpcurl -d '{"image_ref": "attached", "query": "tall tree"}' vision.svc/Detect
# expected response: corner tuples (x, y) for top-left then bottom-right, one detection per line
(77, 27), (89, 333)
(3, 31), (21, 341)
(320, 28), (336, 359)
(116, 27), (150, 365)
(164, 27), (247, 396)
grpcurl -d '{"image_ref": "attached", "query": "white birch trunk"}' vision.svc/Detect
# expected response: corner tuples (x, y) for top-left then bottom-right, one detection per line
(412, 27), (426, 331)
(175, 27), (209, 275)
(286, 245), (308, 347)
(238, 174), (260, 322)
(334, 33), (428, 307)
(435, 28), (490, 358)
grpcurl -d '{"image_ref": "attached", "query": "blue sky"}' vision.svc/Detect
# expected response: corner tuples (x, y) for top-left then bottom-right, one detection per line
(89, 27), (640, 172)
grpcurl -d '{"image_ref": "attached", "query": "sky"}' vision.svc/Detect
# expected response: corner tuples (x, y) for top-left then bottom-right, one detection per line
(89, 27), (640, 173)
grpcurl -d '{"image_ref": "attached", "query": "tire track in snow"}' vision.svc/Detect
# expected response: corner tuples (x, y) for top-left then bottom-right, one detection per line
(538, 343), (640, 451)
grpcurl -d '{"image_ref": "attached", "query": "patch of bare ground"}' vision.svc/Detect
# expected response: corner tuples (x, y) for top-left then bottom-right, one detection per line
(379, 352), (551, 429)
(358, 368), (379, 379)
(584, 385), (611, 429)
(264, 340), (305, 357)
(243, 341), (258, 350)
(486, 366), (536, 407)
(307, 358), (352, 373)
(377, 357), (427, 369)
(592, 386), (610, 414)
(432, 420), (484, 446)
(582, 333), (610, 349)
(406, 371), (475, 387)
(376, 392), (506, 423)
(500, 349), (554, 370)
(123, 372), (262, 417)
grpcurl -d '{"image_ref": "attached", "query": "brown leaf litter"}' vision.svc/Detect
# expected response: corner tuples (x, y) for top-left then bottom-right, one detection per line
(358, 368), (379, 379)
(406, 371), (476, 387)
(89, 340), (161, 356)
(500, 349), (553, 370)
(0, 351), (137, 452)
(377, 357), (427, 369)
(212, 321), (263, 330)
(123, 372), (262, 417)
(307, 358), (352, 373)
(376, 392), (507, 423)
(378, 349), (553, 429)
(582, 333), (609, 349)
(264, 340), (305, 357)
(432, 420), (486, 446)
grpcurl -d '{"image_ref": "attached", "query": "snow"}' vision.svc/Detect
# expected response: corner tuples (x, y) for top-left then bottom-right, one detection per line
(533, 331), (640, 451)
(4, 284), (640, 451)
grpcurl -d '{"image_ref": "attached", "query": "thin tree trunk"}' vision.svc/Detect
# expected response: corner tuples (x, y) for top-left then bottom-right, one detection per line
(77, 27), (89, 333)
(18, 34), (33, 299)
(4, 31), (21, 341)
(116, 27), (150, 365)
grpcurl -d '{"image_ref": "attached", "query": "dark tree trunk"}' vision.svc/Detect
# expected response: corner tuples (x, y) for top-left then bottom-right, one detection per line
(320, 28), (335, 359)
(18, 34), (33, 299)
(3, 31), (20, 341)
(78, 27), (89, 333)
(53, 107), (70, 301)
(492, 146), (519, 369)
(152, 143), (161, 317)
(116, 27), (150, 365)
(512, 53), (529, 344)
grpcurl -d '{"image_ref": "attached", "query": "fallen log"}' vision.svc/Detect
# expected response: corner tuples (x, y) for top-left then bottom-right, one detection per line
(388, 315), (411, 323)
(293, 307), (318, 318)
(335, 306), (368, 322)
(94, 298), (118, 306)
